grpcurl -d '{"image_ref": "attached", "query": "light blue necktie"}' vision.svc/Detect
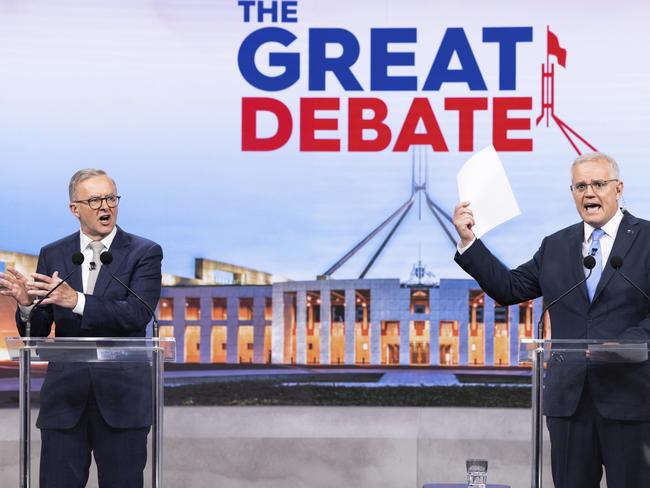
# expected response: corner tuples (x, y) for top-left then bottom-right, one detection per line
(586, 228), (605, 302)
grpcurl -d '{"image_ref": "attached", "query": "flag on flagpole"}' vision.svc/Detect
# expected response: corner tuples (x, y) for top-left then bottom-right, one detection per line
(548, 28), (567, 67)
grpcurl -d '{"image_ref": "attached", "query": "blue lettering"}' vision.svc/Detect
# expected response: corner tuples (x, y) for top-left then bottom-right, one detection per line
(483, 27), (533, 90)
(282, 1), (298, 22)
(370, 28), (417, 91)
(256, 1), (279, 22)
(238, 28), (299, 91)
(423, 28), (486, 91)
(238, 0), (255, 22)
(309, 28), (362, 91)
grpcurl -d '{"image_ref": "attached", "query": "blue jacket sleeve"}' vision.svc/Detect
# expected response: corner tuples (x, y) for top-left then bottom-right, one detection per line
(454, 238), (543, 305)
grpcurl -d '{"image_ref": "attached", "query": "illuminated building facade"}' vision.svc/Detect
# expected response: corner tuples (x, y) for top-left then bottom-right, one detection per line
(0, 250), (541, 367)
(158, 285), (273, 364)
(160, 278), (541, 367)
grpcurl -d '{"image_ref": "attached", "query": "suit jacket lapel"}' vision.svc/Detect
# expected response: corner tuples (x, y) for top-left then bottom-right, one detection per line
(567, 224), (590, 304)
(93, 227), (129, 297)
(62, 232), (83, 293)
(592, 211), (640, 304)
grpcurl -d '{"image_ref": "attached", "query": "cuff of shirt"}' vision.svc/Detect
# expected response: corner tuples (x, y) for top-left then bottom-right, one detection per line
(457, 237), (477, 255)
(18, 303), (35, 322)
(72, 292), (85, 316)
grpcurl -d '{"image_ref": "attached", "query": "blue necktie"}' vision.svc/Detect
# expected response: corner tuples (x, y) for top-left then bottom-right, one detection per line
(586, 228), (605, 302)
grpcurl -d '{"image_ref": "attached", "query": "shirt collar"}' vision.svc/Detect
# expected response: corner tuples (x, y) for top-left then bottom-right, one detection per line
(583, 208), (624, 242)
(79, 226), (118, 251)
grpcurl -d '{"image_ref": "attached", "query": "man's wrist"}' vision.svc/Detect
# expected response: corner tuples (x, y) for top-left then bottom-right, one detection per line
(457, 237), (477, 254)
(18, 296), (35, 307)
(71, 292), (85, 315)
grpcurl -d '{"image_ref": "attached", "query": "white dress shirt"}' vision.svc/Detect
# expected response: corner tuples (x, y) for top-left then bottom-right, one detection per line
(581, 208), (624, 271)
(457, 236), (476, 254)
(73, 226), (118, 315)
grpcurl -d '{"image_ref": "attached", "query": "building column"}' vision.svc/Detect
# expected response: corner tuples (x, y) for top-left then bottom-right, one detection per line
(253, 296), (266, 364)
(173, 293), (186, 362)
(226, 296), (239, 364)
(296, 289), (307, 364)
(284, 293), (296, 363)
(457, 285), (470, 366)
(199, 296), (212, 363)
(399, 319), (410, 365)
(344, 287), (356, 364)
(320, 287), (331, 365)
(271, 285), (285, 364)
(483, 295), (495, 366)
(533, 298), (544, 338)
(509, 304), (520, 366)
(429, 287), (440, 365)
(370, 316), (380, 366)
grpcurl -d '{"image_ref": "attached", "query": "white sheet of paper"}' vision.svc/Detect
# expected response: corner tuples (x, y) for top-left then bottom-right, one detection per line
(457, 145), (521, 239)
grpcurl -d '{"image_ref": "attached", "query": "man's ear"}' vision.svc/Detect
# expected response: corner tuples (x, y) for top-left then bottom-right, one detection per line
(69, 202), (80, 219)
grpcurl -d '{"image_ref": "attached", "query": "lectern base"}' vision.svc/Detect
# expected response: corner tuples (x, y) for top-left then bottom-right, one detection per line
(423, 484), (511, 488)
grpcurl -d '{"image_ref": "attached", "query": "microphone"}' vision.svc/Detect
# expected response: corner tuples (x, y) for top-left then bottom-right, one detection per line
(536, 254), (597, 340)
(72, 252), (85, 267)
(609, 256), (650, 302)
(26, 252), (85, 337)
(99, 251), (160, 337)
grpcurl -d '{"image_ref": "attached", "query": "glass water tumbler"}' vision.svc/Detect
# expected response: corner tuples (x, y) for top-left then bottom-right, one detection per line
(466, 459), (488, 488)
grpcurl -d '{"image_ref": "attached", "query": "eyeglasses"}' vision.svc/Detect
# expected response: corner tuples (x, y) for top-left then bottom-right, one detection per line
(570, 179), (618, 194)
(73, 195), (121, 210)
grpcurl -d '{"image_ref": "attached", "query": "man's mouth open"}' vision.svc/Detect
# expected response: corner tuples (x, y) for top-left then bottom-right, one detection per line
(584, 203), (602, 214)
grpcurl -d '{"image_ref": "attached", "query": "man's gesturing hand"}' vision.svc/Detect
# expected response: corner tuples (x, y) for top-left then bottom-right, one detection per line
(453, 201), (476, 248)
(27, 272), (79, 309)
(0, 268), (34, 306)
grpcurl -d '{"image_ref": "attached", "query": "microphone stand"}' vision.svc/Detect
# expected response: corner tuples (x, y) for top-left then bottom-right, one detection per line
(21, 253), (83, 488)
(99, 252), (164, 487)
(530, 255), (595, 488)
(535, 255), (596, 341)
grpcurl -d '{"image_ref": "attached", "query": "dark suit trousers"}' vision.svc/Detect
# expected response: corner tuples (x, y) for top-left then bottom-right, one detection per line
(40, 388), (149, 488)
(546, 381), (650, 488)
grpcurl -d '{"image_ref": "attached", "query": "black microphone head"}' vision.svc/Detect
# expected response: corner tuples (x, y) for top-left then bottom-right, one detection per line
(100, 251), (113, 265)
(71, 252), (85, 266)
(609, 255), (623, 270)
(583, 255), (596, 270)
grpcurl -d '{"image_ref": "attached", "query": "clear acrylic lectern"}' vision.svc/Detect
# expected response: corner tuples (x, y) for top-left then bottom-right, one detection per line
(6, 336), (176, 488)
(519, 339), (649, 488)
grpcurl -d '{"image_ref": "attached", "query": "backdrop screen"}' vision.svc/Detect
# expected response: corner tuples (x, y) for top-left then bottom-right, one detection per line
(1, 0), (648, 282)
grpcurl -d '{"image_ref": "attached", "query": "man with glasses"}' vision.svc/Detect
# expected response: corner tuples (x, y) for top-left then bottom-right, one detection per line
(0, 168), (162, 487)
(452, 152), (650, 487)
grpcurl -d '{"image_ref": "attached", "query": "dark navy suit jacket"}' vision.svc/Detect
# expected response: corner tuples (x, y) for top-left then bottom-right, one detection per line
(455, 211), (650, 420)
(16, 227), (163, 429)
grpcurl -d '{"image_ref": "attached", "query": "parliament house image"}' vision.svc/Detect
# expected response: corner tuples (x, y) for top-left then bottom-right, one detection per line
(0, 251), (541, 367)
(158, 277), (541, 367)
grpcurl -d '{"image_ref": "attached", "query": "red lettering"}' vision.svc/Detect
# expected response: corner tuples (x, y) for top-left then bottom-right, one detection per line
(242, 96), (535, 153)
(348, 98), (391, 151)
(493, 97), (533, 151)
(300, 98), (340, 151)
(445, 97), (488, 152)
(393, 98), (448, 152)
(241, 97), (292, 151)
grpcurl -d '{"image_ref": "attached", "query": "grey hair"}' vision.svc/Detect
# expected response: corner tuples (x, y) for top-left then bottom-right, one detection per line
(68, 168), (116, 201)
(571, 152), (620, 179)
